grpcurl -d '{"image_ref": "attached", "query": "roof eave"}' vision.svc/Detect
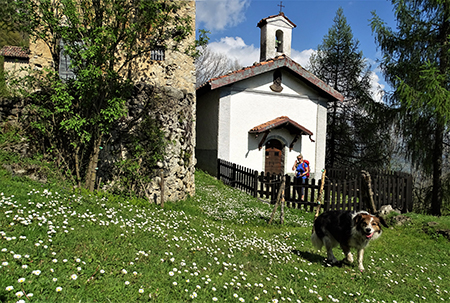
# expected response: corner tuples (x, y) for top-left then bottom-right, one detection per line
(199, 56), (344, 102)
(249, 116), (313, 136)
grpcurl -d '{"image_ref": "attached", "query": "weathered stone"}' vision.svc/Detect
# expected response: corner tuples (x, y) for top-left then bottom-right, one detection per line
(0, 1), (197, 204)
(391, 215), (411, 226)
(378, 204), (401, 216)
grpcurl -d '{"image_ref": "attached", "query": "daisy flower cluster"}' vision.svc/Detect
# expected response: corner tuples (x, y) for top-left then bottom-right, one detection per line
(196, 181), (312, 227)
(1, 177), (449, 303)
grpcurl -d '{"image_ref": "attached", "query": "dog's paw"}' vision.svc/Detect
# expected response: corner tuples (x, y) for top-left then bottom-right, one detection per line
(341, 259), (352, 266)
(345, 253), (354, 263)
(324, 259), (342, 267)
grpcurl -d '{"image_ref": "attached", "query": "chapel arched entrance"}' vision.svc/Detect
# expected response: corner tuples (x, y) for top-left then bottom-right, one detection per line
(265, 139), (284, 175)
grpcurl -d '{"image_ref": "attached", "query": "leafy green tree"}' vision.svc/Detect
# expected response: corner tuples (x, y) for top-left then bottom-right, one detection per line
(371, 0), (450, 215)
(1, 0), (195, 191)
(309, 7), (391, 170)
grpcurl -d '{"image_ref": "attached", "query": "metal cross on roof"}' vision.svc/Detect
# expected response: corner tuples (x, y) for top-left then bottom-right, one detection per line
(278, 1), (285, 13)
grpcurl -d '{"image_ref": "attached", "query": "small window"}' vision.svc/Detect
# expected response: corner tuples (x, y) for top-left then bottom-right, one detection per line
(150, 48), (165, 61)
(59, 40), (76, 80)
(275, 152), (279, 156)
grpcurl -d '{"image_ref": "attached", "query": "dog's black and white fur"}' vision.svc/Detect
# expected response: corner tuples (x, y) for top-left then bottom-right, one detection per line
(311, 210), (382, 271)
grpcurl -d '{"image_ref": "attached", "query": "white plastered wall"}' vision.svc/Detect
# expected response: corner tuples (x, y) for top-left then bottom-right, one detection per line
(216, 70), (328, 178)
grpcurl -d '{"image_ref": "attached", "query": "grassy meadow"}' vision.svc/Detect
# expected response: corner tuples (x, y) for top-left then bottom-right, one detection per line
(1, 168), (450, 303)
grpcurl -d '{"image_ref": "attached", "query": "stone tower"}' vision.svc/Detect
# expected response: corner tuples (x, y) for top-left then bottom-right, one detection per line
(257, 12), (296, 62)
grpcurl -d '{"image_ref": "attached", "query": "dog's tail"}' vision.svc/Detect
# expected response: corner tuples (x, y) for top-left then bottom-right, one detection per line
(310, 230), (323, 250)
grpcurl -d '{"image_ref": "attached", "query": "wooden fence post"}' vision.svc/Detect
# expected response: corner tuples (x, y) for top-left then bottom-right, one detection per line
(232, 163), (237, 188)
(217, 159), (221, 181)
(253, 170), (259, 197)
(280, 187), (285, 225)
(405, 173), (413, 212)
(269, 176), (285, 224)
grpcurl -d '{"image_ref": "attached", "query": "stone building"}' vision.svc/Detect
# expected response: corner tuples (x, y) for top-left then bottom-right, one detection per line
(0, 1), (197, 203)
(116, 1), (197, 202)
(0, 46), (30, 80)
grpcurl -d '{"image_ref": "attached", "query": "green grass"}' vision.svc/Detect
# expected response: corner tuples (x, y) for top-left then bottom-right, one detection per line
(1, 169), (449, 303)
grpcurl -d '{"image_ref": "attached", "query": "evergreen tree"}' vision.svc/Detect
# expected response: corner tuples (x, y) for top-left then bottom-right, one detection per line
(371, 0), (450, 216)
(309, 8), (391, 170)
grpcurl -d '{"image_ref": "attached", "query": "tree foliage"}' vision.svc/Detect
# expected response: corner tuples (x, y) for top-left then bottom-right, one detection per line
(371, 0), (450, 215)
(1, 0), (195, 191)
(309, 7), (392, 170)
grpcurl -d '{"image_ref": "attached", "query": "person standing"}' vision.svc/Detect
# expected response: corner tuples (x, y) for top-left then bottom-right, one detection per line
(292, 154), (309, 201)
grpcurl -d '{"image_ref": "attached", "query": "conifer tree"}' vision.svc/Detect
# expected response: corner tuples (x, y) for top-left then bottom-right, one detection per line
(371, 0), (450, 216)
(309, 7), (391, 170)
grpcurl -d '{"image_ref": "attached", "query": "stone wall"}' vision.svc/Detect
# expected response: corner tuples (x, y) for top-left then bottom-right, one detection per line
(98, 83), (196, 203)
(0, 81), (196, 204)
(0, 98), (23, 123)
(125, 0), (196, 202)
(131, 1), (196, 93)
(0, 1), (197, 203)
(0, 98), (28, 157)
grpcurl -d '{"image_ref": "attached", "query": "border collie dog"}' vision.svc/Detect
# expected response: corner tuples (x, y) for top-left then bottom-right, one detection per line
(311, 210), (382, 271)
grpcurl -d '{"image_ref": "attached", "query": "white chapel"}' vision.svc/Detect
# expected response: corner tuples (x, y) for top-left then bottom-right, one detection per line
(195, 12), (343, 178)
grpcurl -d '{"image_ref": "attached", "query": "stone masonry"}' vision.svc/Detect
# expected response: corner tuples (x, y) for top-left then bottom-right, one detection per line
(0, 1), (197, 203)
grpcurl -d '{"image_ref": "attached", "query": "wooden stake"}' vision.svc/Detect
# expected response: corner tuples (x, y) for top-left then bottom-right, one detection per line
(361, 170), (377, 214)
(314, 169), (327, 221)
(280, 185), (285, 225)
(160, 171), (165, 208)
(269, 175), (285, 224)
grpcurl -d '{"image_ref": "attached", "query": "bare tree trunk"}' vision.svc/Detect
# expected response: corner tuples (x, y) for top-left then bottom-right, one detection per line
(74, 146), (81, 189)
(328, 100), (338, 168)
(431, 123), (444, 216)
(431, 4), (450, 216)
(85, 134), (103, 191)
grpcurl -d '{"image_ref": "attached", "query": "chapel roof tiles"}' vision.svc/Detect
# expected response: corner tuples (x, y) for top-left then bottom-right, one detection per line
(197, 54), (344, 102)
(249, 116), (313, 136)
(0, 46), (30, 59)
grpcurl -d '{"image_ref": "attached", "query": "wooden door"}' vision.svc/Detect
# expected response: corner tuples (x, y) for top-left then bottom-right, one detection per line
(265, 139), (284, 175)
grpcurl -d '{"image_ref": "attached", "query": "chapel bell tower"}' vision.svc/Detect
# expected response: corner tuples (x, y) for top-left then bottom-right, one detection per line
(257, 12), (296, 62)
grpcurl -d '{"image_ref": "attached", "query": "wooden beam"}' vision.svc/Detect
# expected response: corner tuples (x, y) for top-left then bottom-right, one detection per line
(258, 131), (270, 150)
(289, 134), (300, 151)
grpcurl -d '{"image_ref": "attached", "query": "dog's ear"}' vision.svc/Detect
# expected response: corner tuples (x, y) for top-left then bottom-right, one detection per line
(376, 215), (389, 228)
(353, 213), (363, 225)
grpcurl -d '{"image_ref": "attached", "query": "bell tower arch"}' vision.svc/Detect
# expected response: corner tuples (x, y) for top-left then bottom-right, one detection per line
(257, 12), (296, 62)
